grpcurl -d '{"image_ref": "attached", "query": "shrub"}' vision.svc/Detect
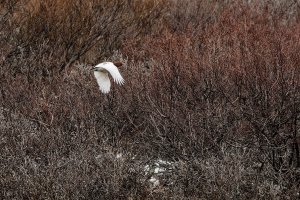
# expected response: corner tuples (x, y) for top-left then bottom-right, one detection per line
(0, 0), (299, 199)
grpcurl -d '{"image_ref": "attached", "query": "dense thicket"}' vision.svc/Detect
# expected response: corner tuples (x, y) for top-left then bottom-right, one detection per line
(1, 0), (299, 199)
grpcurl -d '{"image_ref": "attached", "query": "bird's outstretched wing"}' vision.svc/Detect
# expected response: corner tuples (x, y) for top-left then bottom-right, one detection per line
(94, 70), (111, 93)
(99, 62), (125, 85)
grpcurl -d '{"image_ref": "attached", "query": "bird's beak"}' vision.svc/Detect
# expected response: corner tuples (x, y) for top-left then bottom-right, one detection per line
(91, 67), (97, 71)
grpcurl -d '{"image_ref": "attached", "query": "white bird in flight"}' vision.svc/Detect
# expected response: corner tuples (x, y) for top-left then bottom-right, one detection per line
(92, 61), (125, 94)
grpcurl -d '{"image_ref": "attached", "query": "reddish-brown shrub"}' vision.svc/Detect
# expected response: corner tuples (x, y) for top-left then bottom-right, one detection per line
(1, 0), (299, 199)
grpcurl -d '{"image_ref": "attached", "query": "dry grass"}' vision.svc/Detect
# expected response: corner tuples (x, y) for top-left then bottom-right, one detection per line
(0, 0), (300, 199)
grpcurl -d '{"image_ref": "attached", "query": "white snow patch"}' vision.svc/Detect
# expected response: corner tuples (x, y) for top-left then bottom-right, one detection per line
(143, 159), (175, 188)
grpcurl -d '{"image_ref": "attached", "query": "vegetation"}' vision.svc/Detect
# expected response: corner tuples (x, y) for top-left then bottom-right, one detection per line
(0, 0), (299, 199)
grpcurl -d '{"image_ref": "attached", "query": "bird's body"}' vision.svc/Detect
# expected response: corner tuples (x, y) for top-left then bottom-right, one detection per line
(92, 62), (124, 93)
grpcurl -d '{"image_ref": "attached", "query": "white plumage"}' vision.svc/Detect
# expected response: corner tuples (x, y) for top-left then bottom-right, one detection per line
(92, 62), (124, 93)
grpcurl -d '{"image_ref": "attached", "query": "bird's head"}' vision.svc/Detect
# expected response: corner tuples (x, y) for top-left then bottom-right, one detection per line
(91, 67), (99, 72)
(91, 61), (124, 71)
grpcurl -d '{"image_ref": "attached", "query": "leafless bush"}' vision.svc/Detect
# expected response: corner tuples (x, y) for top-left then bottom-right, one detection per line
(0, 0), (300, 199)
(2, 0), (167, 75)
